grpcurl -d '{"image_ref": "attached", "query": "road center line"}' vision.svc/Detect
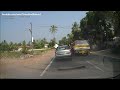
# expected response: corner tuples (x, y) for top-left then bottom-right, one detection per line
(40, 57), (54, 77)
(86, 61), (104, 72)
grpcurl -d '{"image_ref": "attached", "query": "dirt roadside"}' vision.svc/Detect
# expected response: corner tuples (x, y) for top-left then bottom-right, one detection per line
(0, 49), (55, 79)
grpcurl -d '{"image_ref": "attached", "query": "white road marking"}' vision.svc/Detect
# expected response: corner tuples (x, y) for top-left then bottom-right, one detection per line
(86, 61), (104, 72)
(40, 57), (54, 77)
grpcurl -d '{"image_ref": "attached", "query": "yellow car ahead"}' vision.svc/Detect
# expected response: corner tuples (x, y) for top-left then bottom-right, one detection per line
(73, 40), (90, 55)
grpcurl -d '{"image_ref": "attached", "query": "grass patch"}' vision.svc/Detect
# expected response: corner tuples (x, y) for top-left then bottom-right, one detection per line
(33, 48), (52, 55)
(0, 48), (52, 59)
(33, 50), (44, 55)
(0, 51), (22, 59)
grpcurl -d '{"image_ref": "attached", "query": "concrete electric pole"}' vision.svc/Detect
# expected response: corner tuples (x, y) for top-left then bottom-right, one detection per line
(29, 22), (33, 54)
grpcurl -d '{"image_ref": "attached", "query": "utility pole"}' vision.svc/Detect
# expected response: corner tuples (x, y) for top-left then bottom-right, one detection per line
(29, 22), (33, 54)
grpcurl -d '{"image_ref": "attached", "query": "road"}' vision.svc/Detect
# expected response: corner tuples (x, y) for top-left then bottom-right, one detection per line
(41, 55), (113, 79)
(1, 49), (120, 79)
(41, 54), (120, 79)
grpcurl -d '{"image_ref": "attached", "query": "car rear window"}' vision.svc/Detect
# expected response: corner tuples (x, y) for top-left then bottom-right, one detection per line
(75, 40), (88, 44)
(57, 46), (70, 50)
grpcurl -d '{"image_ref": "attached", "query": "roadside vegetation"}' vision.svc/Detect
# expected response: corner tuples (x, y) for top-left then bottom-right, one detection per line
(58, 11), (120, 54)
(0, 38), (54, 59)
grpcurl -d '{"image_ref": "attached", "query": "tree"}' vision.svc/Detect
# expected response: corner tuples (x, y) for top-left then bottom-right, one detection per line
(59, 37), (68, 45)
(71, 22), (81, 41)
(1, 40), (9, 52)
(33, 40), (40, 49)
(9, 41), (14, 51)
(18, 42), (22, 46)
(49, 25), (57, 43)
(22, 40), (27, 54)
(34, 39), (43, 49)
(112, 11), (120, 36)
(80, 11), (115, 49)
(48, 38), (56, 48)
(67, 33), (73, 44)
(33, 38), (48, 49)
(13, 43), (18, 50)
(42, 38), (48, 44)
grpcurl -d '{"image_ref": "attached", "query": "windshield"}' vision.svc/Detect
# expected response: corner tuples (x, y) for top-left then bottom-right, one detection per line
(1, 11), (120, 79)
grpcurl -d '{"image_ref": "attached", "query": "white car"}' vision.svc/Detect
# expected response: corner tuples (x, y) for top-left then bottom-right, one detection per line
(55, 45), (72, 59)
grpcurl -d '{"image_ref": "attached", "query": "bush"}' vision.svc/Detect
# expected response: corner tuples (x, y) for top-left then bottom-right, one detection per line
(21, 40), (28, 54)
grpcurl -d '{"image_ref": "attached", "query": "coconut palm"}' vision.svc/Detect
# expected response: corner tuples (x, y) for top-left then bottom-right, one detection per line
(49, 25), (57, 43)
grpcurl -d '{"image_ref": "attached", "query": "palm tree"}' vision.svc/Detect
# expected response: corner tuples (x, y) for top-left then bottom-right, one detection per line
(49, 25), (57, 40)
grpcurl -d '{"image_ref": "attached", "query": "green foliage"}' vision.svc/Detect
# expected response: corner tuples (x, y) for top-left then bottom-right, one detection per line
(67, 33), (73, 44)
(0, 41), (5, 51)
(8, 42), (14, 51)
(0, 40), (19, 52)
(18, 42), (22, 46)
(21, 40), (28, 54)
(59, 37), (68, 45)
(113, 11), (120, 36)
(0, 40), (9, 52)
(48, 38), (56, 48)
(33, 38), (48, 49)
(79, 11), (119, 49)
(59, 22), (82, 46)
(72, 22), (81, 41)
(49, 25), (57, 43)
(49, 25), (57, 35)
(1, 51), (22, 58)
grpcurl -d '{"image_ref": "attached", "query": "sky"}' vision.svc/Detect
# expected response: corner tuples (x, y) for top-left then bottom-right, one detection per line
(0, 11), (87, 43)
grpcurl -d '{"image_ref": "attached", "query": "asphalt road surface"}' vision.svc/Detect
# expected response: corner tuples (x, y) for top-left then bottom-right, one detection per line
(41, 54), (120, 79)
